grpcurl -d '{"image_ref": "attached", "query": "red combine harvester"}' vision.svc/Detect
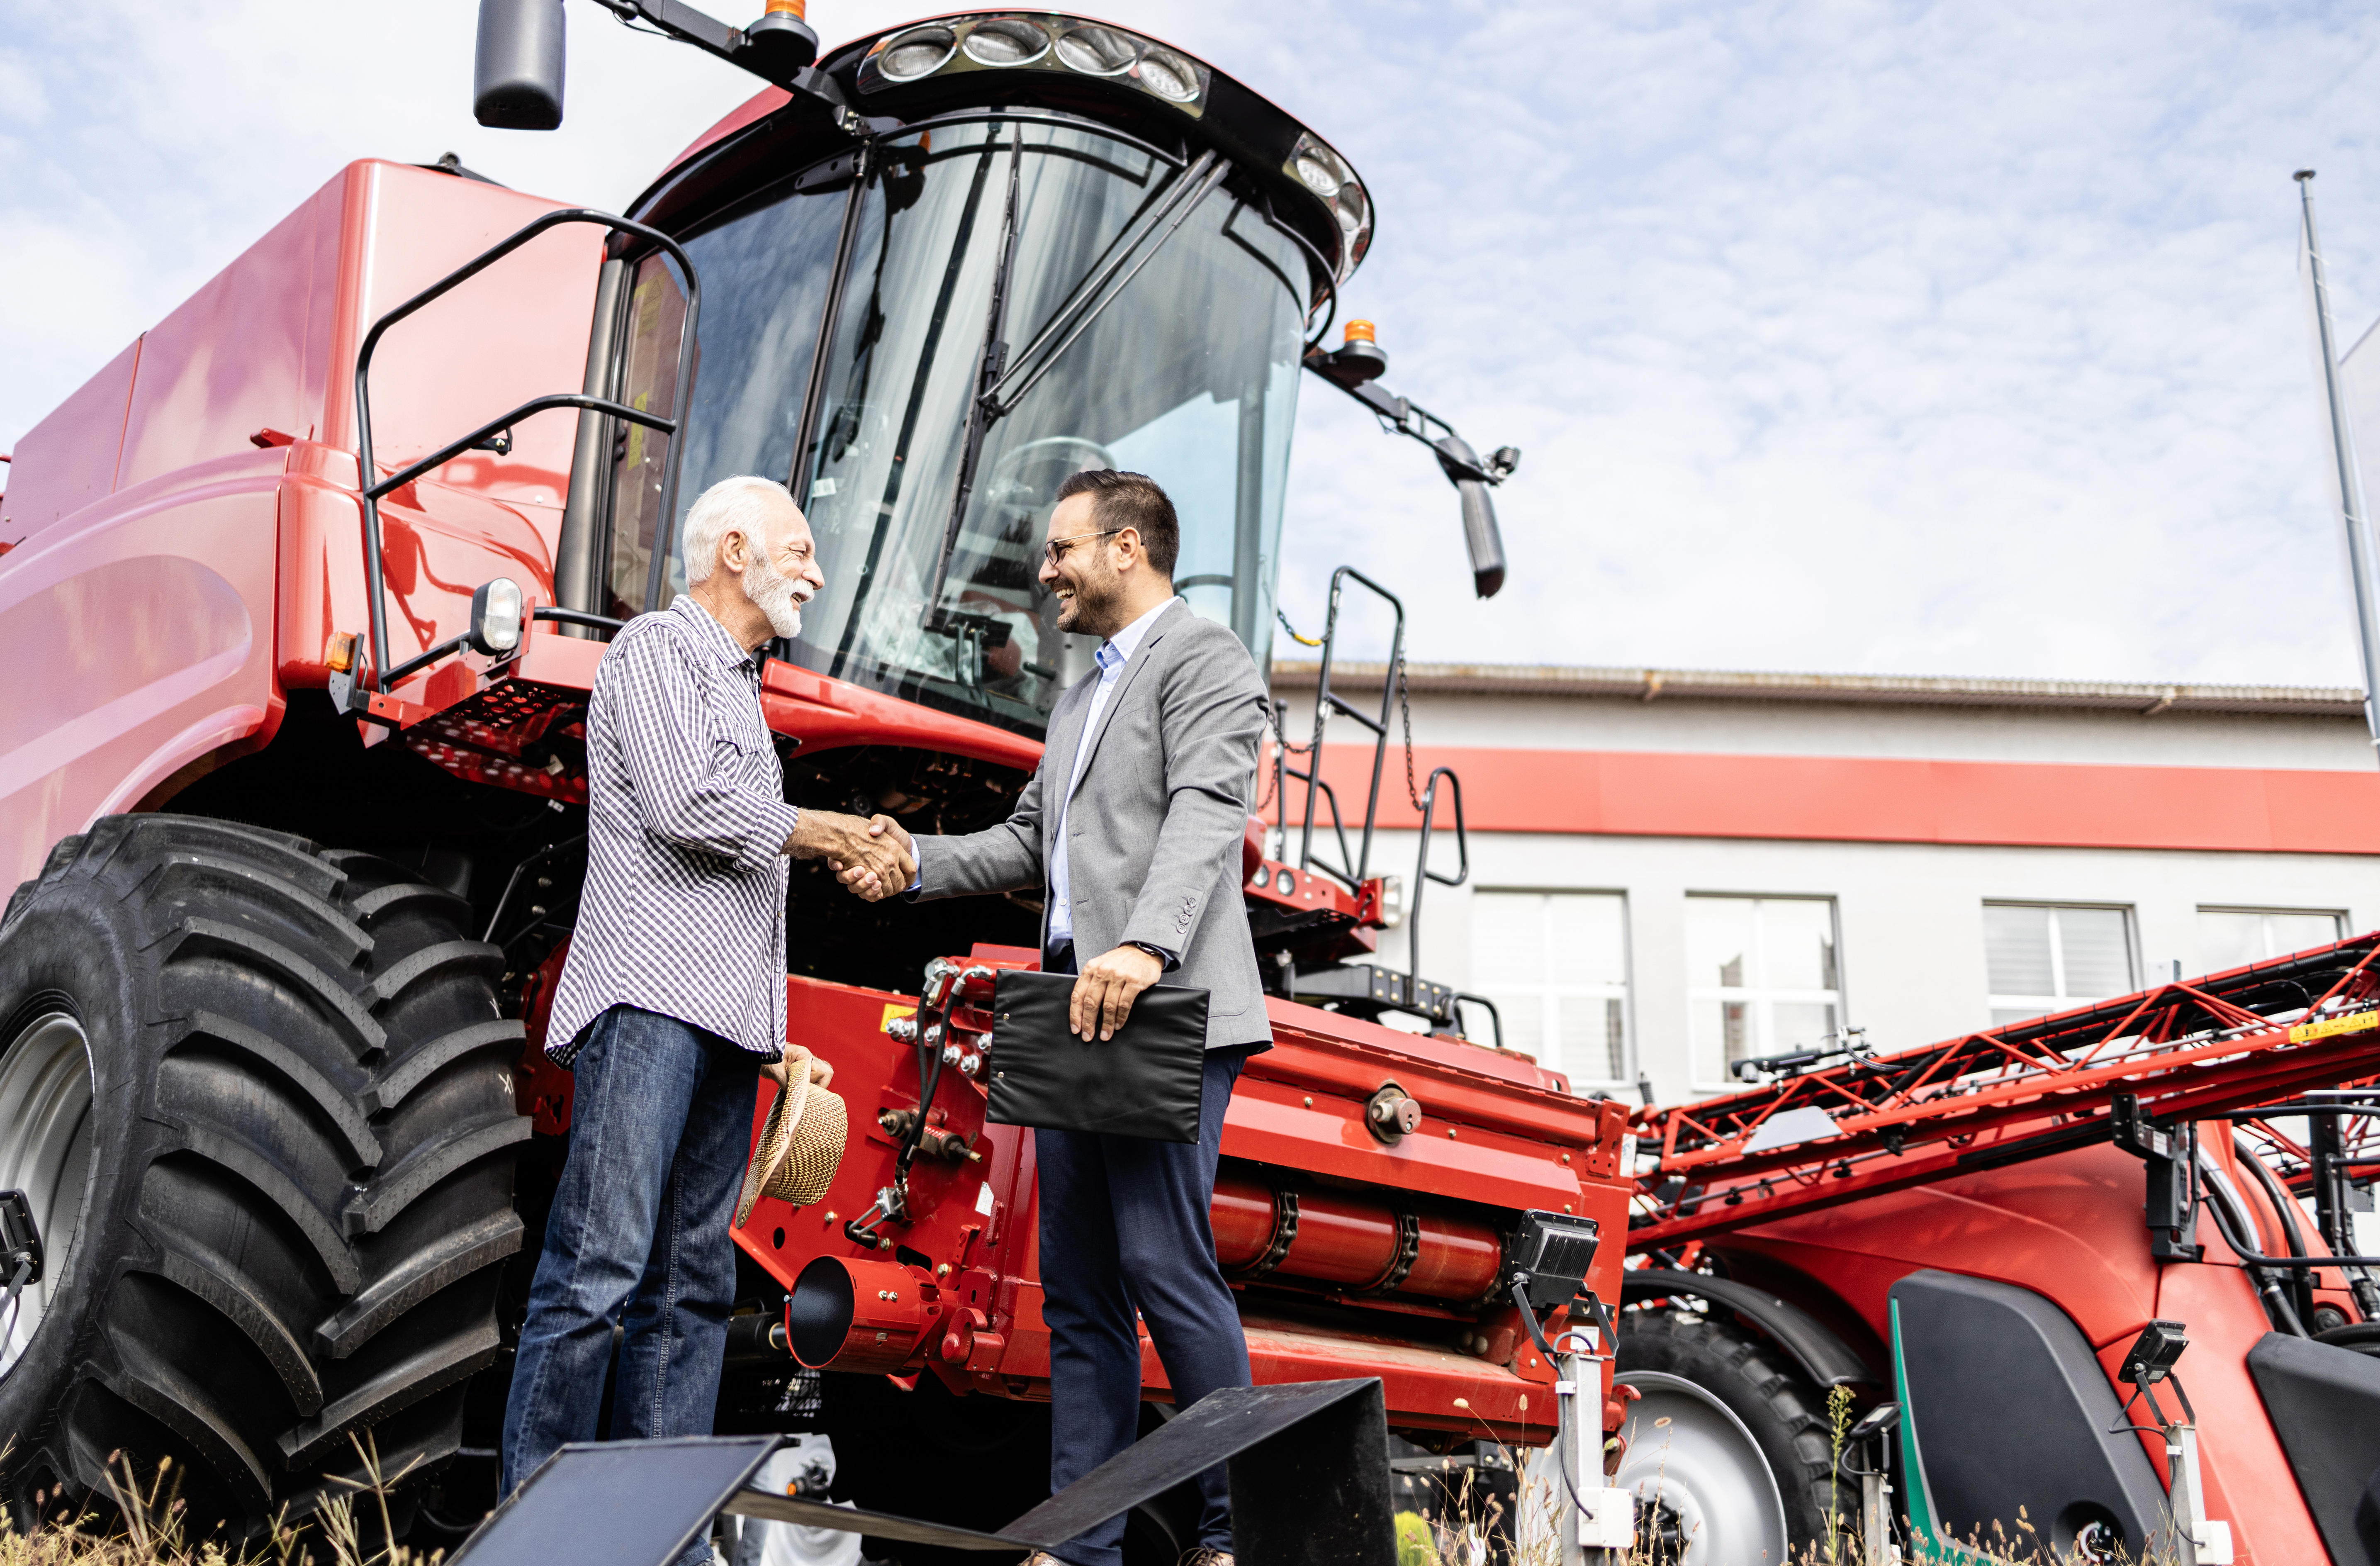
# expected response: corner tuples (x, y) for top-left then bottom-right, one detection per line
(0, 3), (1623, 1556)
(7, 5), (2379, 1564)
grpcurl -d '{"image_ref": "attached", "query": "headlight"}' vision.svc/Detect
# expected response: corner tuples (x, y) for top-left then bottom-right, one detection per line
(878, 24), (956, 81)
(1294, 141), (1347, 198)
(859, 16), (1207, 114)
(1282, 132), (1370, 278)
(469, 576), (526, 657)
(1135, 46), (1200, 102)
(961, 18), (1049, 66)
(1055, 23), (1135, 75)
(1334, 183), (1368, 236)
(1375, 874), (1407, 929)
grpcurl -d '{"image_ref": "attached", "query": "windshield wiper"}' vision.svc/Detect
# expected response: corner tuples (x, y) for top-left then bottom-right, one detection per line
(922, 146), (1228, 633)
(983, 149), (1225, 416)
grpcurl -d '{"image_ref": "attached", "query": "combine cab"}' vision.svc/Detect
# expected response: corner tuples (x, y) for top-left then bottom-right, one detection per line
(0, 6), (1621, 1552)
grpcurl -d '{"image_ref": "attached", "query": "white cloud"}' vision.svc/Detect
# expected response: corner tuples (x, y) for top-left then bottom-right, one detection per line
(3, 0), (2376, 688)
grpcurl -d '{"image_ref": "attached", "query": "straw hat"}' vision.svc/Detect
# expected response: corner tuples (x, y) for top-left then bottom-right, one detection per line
(735, 1046), (848, 1227)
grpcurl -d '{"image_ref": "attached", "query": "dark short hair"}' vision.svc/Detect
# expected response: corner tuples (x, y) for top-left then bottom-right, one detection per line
(1056, 468), (1178, 578)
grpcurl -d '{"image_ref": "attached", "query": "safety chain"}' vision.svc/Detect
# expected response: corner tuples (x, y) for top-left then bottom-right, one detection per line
(1396, 655), (1424, 811)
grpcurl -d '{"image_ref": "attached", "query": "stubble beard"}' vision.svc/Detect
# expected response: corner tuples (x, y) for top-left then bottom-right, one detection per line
(1054, 563), (1119, 638)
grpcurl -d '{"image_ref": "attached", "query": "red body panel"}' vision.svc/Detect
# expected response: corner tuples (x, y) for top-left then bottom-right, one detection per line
(1719, 1139), (2331, 1564)
(724, 968), (1631, 1446)
(0, 161), (599, 891)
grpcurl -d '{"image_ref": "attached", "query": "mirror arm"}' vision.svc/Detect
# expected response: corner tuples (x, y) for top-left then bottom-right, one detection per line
(588, 0), (851, 110)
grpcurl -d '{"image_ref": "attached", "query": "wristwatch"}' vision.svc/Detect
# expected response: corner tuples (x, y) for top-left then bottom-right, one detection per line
(1127, 940), (1174, 968)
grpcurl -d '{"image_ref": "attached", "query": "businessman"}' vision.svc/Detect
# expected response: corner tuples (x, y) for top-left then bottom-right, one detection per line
(851, 469), (1270, 1566)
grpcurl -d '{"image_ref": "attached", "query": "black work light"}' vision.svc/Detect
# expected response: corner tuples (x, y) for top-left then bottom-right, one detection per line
(2118, 1319), (2189, 1386)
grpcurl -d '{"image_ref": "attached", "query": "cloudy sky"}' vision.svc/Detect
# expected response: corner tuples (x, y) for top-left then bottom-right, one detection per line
(5, 1), (2378, 685)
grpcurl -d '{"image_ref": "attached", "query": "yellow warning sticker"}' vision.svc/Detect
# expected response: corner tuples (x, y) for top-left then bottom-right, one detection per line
(2288, 1009), (2380, 1044)
(881, 1002), (917, 1032)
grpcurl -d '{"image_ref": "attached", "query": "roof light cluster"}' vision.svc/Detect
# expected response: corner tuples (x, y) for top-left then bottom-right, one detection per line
(1285, 131), (1370, 275)
(859, 14), (1209, 116)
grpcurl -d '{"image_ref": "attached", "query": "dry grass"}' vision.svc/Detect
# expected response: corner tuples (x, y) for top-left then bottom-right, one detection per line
(0, 1441), (440, 1566)
(1486, 1390), (2185, 1566)
(5, 1428), (2191, 1566)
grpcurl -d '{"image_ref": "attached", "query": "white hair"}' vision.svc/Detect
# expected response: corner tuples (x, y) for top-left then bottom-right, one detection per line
(681, 475), (795, 586)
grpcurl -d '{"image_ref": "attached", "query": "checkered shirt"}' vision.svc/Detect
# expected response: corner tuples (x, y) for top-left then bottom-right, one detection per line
(545, 595), (801, 1064)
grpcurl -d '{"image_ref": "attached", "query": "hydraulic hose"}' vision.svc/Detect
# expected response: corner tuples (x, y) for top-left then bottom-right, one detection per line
(2199, 1157), (2310, 1335)
(2235, 1132), (2320, 1325)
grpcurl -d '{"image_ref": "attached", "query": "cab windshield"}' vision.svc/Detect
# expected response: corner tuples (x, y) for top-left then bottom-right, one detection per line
(611, 116), (1310, 739)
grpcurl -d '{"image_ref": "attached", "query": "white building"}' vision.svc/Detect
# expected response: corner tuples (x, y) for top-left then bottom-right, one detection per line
(1270, 661), (2380, 1103)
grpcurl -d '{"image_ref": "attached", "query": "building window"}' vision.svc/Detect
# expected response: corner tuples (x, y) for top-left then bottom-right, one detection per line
(1983, 903), (2135, 1027)
(1685, 896), (1840, 1087)
(1469, 891), (1630, 1083)
(2197, 907), (2346, 972)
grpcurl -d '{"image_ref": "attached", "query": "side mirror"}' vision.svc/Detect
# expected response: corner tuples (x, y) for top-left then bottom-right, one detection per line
(475, 0), (567, 130)
(1433, 434), (1508, 599)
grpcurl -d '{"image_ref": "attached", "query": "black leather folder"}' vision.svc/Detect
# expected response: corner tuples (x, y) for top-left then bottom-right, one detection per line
(985, 969), (1209, 1143)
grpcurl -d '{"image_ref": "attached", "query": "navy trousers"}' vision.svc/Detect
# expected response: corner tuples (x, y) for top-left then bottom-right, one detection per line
(1037, 942), (1253, 1566)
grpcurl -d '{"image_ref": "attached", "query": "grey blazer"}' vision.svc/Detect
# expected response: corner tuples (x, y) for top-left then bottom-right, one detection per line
(913, 601), (1272, 1050)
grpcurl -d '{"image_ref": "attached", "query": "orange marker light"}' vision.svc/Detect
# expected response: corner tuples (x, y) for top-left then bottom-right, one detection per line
(324, 631), (358, 674)
(1343, 319), (1376, 345)
(765, 0), (806, 14)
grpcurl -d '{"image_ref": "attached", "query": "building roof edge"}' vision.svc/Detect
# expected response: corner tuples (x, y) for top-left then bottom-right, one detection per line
(1267, 660), (2368, 718)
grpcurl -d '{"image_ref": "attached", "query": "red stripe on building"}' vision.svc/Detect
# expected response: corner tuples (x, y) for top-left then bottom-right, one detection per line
(1268, 747), (2380, 855)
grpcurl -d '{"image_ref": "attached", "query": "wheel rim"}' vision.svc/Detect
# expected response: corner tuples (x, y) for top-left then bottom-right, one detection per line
(0, 1013), (95, 1378)
(1613, 1370), (1791, 1566)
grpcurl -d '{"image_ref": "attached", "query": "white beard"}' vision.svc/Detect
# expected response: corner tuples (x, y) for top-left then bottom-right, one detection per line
(745, 550), (812, 640)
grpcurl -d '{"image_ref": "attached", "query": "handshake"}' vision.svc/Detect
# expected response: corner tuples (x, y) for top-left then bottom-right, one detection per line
(786, 810), (916, 903)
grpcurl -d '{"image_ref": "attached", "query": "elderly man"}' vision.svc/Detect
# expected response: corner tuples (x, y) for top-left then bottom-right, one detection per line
(851, 470), (1270, 1566)
(502, 475), (912, 1521)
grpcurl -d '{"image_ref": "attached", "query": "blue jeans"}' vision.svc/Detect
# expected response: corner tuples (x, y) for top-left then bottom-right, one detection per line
(1038, 945), (1253, 1566)
(502, 1005), (761, 1517)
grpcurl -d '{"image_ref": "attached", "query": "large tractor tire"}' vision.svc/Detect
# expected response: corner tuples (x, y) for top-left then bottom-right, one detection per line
(1616, 1307), (1844, 1563)
(0, 814), (529, 1530)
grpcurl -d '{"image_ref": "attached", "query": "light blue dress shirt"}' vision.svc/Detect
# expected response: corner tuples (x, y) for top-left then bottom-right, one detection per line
(1047, 596), (1180, 950)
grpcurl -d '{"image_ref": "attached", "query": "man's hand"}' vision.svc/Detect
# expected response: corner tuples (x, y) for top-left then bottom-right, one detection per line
(829, 815), (915, 901)
(1071, 944), (1163, 1040)
(789, 810), (913, 898)
(761, 1051), (835, 1091)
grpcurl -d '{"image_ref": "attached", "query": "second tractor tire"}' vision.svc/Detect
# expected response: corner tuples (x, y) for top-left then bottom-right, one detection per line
(1617, 1304), (1845, 1547)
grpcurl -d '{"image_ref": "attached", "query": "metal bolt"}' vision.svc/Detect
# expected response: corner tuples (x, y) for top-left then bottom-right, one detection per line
(1447, 1128), (1458, 1139)
(937, 1264), (951, 1277)
(1560, 1153), (1571, 1165)
(1302, 1096), (1313, 1108)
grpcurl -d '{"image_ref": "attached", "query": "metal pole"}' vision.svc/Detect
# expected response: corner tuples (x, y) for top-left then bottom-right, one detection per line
(2297, 170), (2380, 764)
